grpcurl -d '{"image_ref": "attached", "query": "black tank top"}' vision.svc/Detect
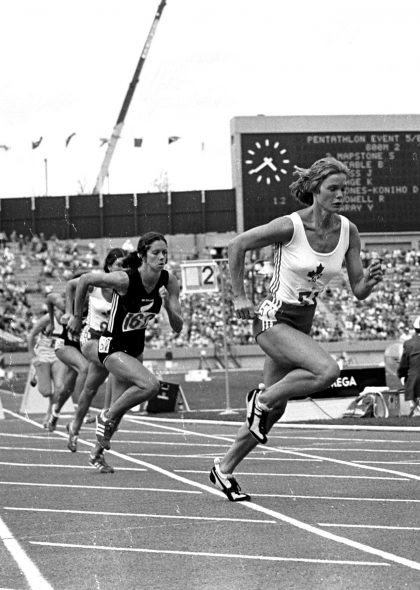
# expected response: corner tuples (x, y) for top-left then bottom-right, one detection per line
(105, 268), (168, 351)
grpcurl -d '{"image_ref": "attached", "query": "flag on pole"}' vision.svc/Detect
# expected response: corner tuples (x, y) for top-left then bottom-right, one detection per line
(65, 132), (76, 147)
(134, 137), (143, 147)
(168, 136), (181, 145)
(32, 137), (43, 149)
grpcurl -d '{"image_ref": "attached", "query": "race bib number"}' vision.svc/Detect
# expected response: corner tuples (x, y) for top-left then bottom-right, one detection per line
(122, 311), (156, 332)
(98, 336), (112, 353)
(297, 290), (320, 306)
(54, 337), (65, 351)
(256, 298), (280, 321)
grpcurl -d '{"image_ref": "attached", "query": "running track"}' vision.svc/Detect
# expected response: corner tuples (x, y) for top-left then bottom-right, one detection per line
(1, 391), (420, 589)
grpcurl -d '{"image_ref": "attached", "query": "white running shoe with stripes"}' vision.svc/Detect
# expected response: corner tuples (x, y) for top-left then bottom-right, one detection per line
(209, 458), (250, 502)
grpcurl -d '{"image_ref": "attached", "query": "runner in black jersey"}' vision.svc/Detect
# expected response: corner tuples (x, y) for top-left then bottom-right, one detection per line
(67, 232), (183, 462)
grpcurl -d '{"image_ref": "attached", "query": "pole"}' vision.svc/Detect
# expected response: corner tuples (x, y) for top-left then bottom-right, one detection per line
(219, 260), (236, 415)
(44, 158), (48, 196)
(92, 0), (167, 194)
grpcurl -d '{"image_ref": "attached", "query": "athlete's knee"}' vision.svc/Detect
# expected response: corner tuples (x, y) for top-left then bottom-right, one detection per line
(38, 386), (52, 398)
(148, 377), (161, 397)
(78, 364), (89, 380)
(79, 385), (97, 402)
(316, 358), (340, 388)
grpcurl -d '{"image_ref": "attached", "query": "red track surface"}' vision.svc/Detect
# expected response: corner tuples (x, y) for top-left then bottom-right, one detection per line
(1, 390), (420, 589)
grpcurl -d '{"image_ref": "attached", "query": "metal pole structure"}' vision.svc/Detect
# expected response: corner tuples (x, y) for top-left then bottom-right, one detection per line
(219, 260), (236, 415)
(92, 0), (167, 195)
(44, 158), (48, 196)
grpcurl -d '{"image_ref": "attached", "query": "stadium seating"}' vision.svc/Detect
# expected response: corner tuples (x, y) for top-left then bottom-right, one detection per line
(1, 235), (419, 350)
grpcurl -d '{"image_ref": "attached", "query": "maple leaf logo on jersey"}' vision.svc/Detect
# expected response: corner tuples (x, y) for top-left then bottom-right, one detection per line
(307, 264), (325, 283)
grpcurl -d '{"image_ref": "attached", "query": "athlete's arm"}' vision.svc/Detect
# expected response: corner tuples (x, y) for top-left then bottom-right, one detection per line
(46, 292), (65, 328)
(67, 270), (129, 336)
(65, 277), (79, 316)
(228, 216), (293, 319)
(345, 222), (383, 300)
(159, 273), (183, 335)
(27, 314), (50, 354)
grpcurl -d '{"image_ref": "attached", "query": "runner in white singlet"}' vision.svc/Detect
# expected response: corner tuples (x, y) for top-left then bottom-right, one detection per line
(209, 157), (384, 502)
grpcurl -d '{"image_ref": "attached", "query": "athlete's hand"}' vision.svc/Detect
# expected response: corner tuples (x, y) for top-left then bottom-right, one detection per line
(233, 295), (255, 320)
(60, 313), (70, 325)
(366, 259), (383, 286)
(67, 315), (82, 341)
(159, 286), (170, 307)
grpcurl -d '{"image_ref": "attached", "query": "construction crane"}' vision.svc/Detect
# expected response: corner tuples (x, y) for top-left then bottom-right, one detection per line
(92, 0), (167, 195)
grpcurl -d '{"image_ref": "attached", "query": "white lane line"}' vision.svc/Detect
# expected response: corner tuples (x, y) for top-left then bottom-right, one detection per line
(5, 409), (420, 571)
(128, 415), (420, 432)
(356, 461), (420, 465)
(319, 523), (420, 531)
(284, 448), (420, 454)
(0, 462), (146, 472)
(0, 433), (68, 440)
(0, 515), (54, 590)
(269, 435), (420, 444)
(128, 453), (322, 461)
(0, 481), (201, 494)
(28, 542), (388, 567)
(174, 470), (407, 481)
(253, 494), (420, 503)
(4, 507), (275, 525)
(0, 447), (90, 453)
(129, 418), (420, 482)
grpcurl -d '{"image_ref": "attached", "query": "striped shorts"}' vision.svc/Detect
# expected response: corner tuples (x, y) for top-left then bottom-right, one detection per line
(253, 298), (316, 340)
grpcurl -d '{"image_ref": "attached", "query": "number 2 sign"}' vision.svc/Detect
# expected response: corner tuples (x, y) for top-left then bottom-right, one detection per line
(180, 261), (219, 294)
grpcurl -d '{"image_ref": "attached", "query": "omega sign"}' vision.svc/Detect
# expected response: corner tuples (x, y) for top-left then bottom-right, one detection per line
(292, 366), (386, 400)
(330, 375), (357, 388)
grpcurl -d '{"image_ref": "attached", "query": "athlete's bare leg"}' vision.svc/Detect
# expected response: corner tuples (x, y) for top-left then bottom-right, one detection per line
(218, 324), (339, 475)
(103, 352), (160, 421)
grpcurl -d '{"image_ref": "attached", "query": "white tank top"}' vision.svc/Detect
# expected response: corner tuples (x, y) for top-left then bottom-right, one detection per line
(268, 212), (350, 306)
(87, 287), (111, 331)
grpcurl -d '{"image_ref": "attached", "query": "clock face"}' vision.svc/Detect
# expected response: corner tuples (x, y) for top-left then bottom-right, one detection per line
(244, 138), (291, 185)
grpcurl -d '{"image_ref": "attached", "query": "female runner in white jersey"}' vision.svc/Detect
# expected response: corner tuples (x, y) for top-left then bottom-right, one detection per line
(209, 157), (384, 501)
(27, 313), (66, 427)
(67, 232), (183, 467)
(45, 271), (90, 432)
(65, 248), (126, 469)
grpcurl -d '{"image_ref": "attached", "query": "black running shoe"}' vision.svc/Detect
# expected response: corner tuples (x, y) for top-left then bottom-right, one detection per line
(47, 409), (60, 433)
(89, 451), (115, 474)
(209, 458), (250, 502)
(95, 410), (117, 450)
(66, 422), (78, 452)
(246, 388), (268, 444)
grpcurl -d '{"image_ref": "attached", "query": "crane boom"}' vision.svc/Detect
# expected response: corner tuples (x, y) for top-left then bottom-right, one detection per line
(92, 0), (167, 194)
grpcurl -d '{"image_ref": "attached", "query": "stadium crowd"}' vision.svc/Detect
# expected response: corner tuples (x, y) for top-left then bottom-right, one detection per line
(1, 232), (419, 350)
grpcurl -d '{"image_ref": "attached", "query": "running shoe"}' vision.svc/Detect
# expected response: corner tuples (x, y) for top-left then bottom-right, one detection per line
(66, 422), (78, 453)
(209, 458), (250, 502)
(47, 408), (60, 433)
(246, 388), (268, 444)
(95, 410), (117, 450)
(89, 451), (115, 474)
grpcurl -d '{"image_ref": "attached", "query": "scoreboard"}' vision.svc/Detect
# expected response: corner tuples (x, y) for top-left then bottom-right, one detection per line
(231, 115), (420, 233)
